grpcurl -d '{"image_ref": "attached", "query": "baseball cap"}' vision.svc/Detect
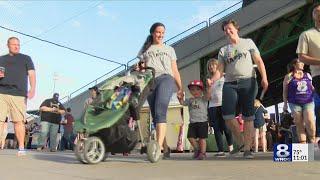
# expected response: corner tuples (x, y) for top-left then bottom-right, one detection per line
(187, 80), (204, 90)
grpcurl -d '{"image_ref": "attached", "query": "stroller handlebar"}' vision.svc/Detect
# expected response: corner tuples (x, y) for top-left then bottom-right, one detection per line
(142, 67), (155, 78)
(129, 64), (156, 79)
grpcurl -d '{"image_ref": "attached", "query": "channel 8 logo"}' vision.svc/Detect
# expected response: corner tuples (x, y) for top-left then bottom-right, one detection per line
(273, 144), (292, 162)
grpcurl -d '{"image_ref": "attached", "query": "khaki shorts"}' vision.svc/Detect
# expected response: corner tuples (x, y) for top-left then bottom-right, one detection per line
(0, 94), (26, 123)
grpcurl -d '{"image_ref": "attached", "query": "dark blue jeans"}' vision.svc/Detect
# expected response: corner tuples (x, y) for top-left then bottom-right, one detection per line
(208, 106), (233, 152)
(147, 74), (175, 124)
(60, 131), (75, 150)
(222, 78), (257, 121)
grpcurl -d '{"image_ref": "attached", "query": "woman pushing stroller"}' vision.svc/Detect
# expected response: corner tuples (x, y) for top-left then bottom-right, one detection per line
(137, 22), (183, 159)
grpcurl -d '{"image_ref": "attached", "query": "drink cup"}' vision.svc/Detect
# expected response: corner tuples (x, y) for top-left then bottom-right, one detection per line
(0, 67), (5, 78)
(226, 44), (233, 62)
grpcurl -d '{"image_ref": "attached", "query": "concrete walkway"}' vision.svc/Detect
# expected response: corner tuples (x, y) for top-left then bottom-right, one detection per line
(0, 150), (319, 180)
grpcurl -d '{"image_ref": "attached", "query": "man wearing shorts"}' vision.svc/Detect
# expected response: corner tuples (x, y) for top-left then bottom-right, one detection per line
(0, 37), (36, 156)
(297, 3), (320, 144)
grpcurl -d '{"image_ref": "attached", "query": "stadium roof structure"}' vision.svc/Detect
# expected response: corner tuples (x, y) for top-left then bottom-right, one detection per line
(173, 0), (318, 107)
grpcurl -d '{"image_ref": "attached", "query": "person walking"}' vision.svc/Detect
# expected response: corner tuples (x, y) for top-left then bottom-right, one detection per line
(283, 59), (315, 143)
(207, 58), (233, 157)
(210, 19), (268, 159)
(296, 3), (320, 144)
(179, 80), (210, 160)
(0, 37), (36, 156)
(137, 22), (183, 159)
(37, 93), (65, 152)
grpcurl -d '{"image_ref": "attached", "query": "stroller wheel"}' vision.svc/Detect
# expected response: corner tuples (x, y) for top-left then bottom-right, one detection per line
(147, 140), (161, 163)
(83, 136), (106, 164)
(75, 139), (88, 164)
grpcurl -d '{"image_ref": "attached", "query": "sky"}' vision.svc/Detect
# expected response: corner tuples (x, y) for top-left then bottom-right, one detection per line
(0, 0), (242, 110)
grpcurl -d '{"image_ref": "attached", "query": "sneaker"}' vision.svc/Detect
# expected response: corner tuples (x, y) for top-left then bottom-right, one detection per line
(229, 144), (244, 155)
(243, 150), (254, 159)
(192, 149), (200, 159)
(17, 149), (27, 157)
(197, 153), (206, 160)
(163, 147), (171, 159)
(215, 152), (226, 157)
(36, 147), (43, 151)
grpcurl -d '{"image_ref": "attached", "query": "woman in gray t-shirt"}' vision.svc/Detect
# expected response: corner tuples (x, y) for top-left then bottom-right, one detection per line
(138, 22), (183, 159)
(211, 19), (268, 159)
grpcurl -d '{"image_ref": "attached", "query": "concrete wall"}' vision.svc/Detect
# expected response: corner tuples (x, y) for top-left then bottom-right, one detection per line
(179, 60), (200, 98)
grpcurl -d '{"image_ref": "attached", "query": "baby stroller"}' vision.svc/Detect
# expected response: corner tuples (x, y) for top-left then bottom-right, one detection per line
(74, 67), (161, 164)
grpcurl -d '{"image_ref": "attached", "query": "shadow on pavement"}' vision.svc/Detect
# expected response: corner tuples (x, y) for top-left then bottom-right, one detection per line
(32, 152), (151, 164)
(165, 152), (273, 161)
(31, 151), (274, 164)
(32, 152), (80, 164)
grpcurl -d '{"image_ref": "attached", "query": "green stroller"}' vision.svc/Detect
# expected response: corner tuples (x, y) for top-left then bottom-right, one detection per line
(74, 67), (161, 164)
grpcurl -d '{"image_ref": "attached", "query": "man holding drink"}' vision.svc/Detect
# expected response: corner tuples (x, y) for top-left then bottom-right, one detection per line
(0, 37), (36, 156)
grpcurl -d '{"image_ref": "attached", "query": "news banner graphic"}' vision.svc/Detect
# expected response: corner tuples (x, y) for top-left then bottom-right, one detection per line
(273, 143), (320, 162)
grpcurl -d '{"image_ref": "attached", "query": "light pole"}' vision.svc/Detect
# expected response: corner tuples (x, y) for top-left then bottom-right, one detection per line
(53, 72), (58, 93)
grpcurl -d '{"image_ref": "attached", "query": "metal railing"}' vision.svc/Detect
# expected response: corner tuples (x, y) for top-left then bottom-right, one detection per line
(60, 0), (244, 104)
(165, 21), (208, 45)
(124, 1), (242, 69)
(59, 64), (126, 103)
(126, 57), (139, 70)
(209, 1), (243, 25)
(176, 0), (298, 62)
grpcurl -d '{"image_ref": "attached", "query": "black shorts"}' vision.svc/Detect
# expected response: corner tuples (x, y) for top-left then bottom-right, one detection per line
(187, 122), (208, 139)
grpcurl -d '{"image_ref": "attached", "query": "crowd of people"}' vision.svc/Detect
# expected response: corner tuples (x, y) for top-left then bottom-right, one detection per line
(135, 3), (320, 160)
(135, 20), (267, 160)
(0, 3), (319, 161)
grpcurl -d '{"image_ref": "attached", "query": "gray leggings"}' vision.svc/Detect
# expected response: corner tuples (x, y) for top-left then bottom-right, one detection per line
(147, 74), (175, 124)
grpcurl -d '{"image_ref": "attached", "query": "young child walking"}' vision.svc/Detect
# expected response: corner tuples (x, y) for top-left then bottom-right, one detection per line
(179, 80), (211, 160)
